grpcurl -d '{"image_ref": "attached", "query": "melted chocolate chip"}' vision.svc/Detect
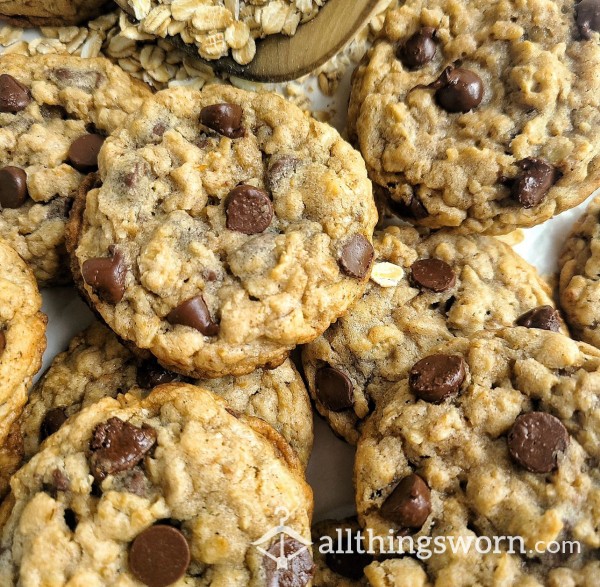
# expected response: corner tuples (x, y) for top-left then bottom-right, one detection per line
(89, 417), (157, 482)
(0, 74), (31, 113)
(409, 354), (466, 402)
(266, 156), (300, 192)
(136, 360), (179, 389)
(424, 66), (484, 113)
(511, 158), (558, 208)
(68, 133), (105, 172)
(577, 0), (600, 38)
(225, 185), (273, 234)
(167, 295), (219, 336)
(324, 530), (373, 579)
(411, 258), (456, 292)
(40, 407), (68, 441)
(51, 469), (70, 493)
(81, 246), (127, 304)
(0, 166), (28, 208)
(516, 306), (561, 332)
(315, 366), (354, 412)
(380, 474), (432, 529)
(507, 412), (569, 473)
(397, 27), (437, 69)
(129, 525), (190, 587)
(339, 235), (374, 279)
(264, 538), (314, 587)
(200, 103), (244, 138)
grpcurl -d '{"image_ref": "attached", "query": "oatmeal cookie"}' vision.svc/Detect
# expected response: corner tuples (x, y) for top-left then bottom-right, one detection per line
(559, 192), (600, 348)
(68, 85), (377, 378)
(0, 53), (151, 285)
(355, 327), (600, 584)
(302, 225), (563, 443)
(348, 0), (600, 234)
(0, 0), (111, 26)
(0, 383), (314, 586)
(0, 239), (46, 494)
(1, 321), (312, 497)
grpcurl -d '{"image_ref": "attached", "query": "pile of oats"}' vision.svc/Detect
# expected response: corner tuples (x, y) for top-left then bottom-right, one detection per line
(0, 0), (394, 121)
(124, 0), (325, 65)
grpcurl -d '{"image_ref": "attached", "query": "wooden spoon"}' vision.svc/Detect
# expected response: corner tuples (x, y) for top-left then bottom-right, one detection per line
(115, 0), (383, 82)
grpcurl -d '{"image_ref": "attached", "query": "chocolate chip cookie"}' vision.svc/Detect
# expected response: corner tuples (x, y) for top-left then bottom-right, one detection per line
(349, 0), (600, 234)
(302, 226), (563, 443)
(559, 192), (600, 348)
(0, 0), (111, 26)
(68, 85), (377, 378)
(3, 320), (313, 495)
(0, 239), (46, 494)
(0, 53), (151, 285)
(0, 383), (314, 585)
(355, 327), (600, 583)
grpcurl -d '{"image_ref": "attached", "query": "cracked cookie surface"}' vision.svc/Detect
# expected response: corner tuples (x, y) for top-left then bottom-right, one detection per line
(355, 328), (600, 585)
(302, 226), (563, 443)
(559, 192), (600, 348)
(0, 383), (314, 586)
(349, 0), (600, 234)
(0, 54), (151, 285)
(1, 320), (313, 497)
(69, 84), (377, 378)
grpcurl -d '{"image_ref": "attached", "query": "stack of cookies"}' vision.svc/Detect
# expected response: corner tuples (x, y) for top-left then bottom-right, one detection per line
(0, 0), (598, 585)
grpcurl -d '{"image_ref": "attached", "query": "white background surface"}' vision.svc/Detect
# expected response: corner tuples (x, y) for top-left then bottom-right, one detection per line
(22, 27), (599, 525)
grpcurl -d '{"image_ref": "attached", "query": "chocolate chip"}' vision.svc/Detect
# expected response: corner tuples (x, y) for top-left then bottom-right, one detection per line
(68, 133), (105, 172)
(82, 246), (127, 304)
(113, 468), (150, 497)
(200, 103), (244, 138)
(136, 360), (179, 389)
(511, 158), (558, 208)
(426, 66), (484, 113)
(397, 27), (437, 69)
(315, 366), (354, 412)
(225, 185), (273, 234)
(0, 166), (28, 208)
(167, 296), (219, 336)
(40, 407), (68, 441)
(0, 74), (31, 113)
(516, 306), (561, 332)
(51, 469), (70, 493)
(411, 258), (456, 292)
(339, 235), (374, 279)
(409, 354), (466, 402)
(64, 508), (78, 532)
(380, 474), (432, 529)
(89, 417), (157, 482)
(325, 531), (373, 579)
(266, 156), (300, 192)
(264, 538), (314, 587)
(152, 122), (167, 137)
(129, 525), (190, 587)
(577, 0), (600, 38)
(508, 412), (569, 473)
